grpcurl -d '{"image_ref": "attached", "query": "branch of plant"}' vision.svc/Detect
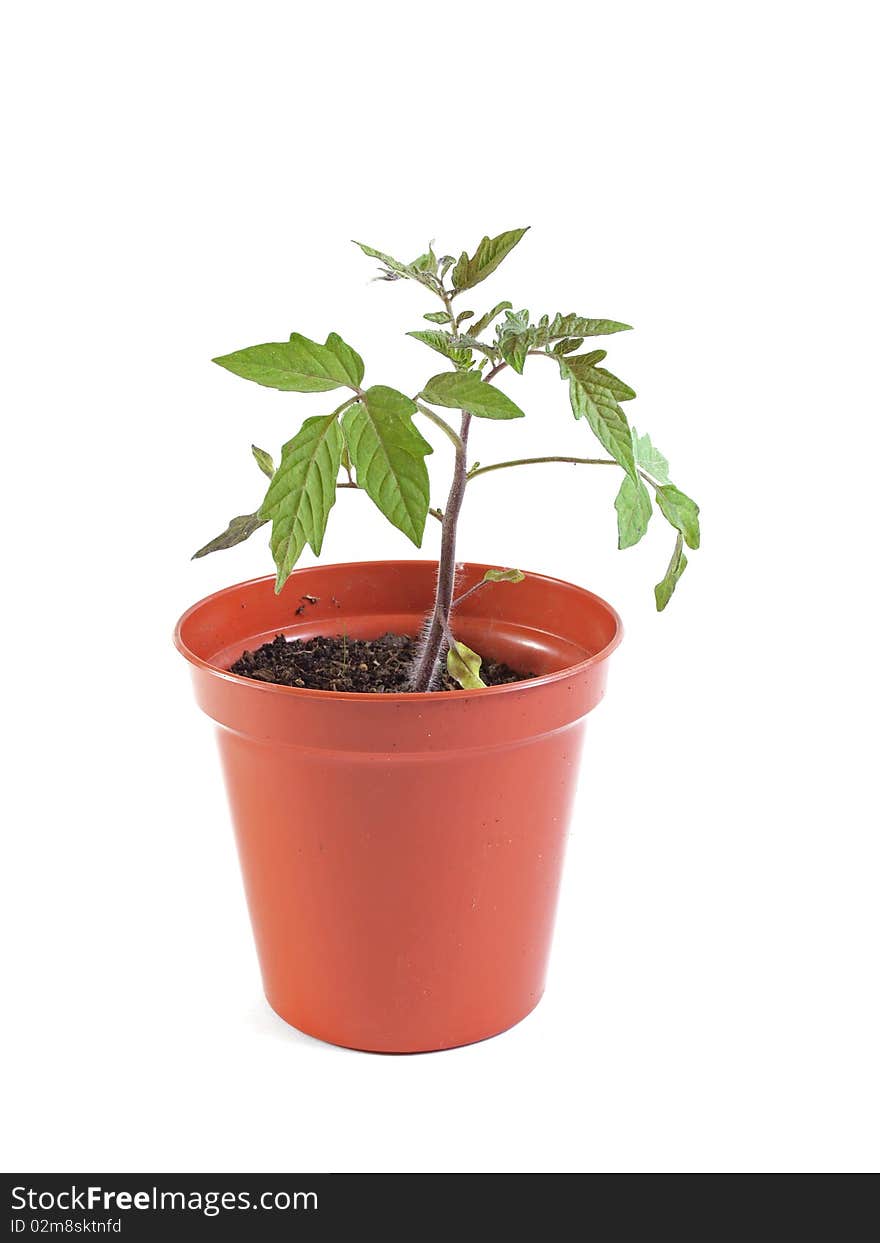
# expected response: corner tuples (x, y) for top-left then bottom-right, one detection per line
(415, 402), (463, 450)
(466, 455), (663, 492)
(450, 579), (489, 610)
(483, 349), (552, 384)
(470, 351), (664, 491)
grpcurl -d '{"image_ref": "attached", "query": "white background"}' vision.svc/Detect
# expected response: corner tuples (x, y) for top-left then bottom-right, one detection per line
(2, 1), (877, 1174)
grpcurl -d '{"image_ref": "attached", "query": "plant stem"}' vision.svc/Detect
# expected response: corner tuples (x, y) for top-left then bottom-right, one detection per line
(440, 288), (457, 331)
(410, 409), (471, 691)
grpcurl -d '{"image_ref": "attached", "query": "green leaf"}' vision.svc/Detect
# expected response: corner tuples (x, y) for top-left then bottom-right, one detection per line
(550, 337), (585, 356)
(655, 532), (688, 611)
(498, 331), (533, 375)
(453, 335), (501, 362)
(494, 309), (536, 373)
(631, 427), (670, 484)
(421, 372), (526, 420)
(545, 313), (632, 339)
(259, 413), (345, 591)
(482, 567), (525, 584)
(447, 640), (487, 690)
(192, 511), (266, 560)
(614, 476), (652, 550)
(251, 445), (275, 479)
(656, 484), (701, 550)
(193, 444), (276, 557)
(406, 330), (473, 369)
(496, 307), (530, 338)
(213, 332), (363, 393)
(569, 348), (608, 368)
(423, 310), (452, 324)
(352, 240), (412, 279)
(411, 244), (437, 274)
(353, 240), (436, 288)
(451, 228), (529, 292)
(343, 387), (433, 546)
(589, 365), (636, 402)
(325, 332), (365, 388)
(468, 301), (513, 337)
(561, 355), (637, 479)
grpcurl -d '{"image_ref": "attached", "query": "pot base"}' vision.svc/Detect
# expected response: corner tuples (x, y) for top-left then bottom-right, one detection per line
(265, 991), (545, 1055)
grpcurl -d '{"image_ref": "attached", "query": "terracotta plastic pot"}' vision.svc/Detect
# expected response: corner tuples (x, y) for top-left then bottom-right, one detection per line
(175, 560), (621, 1053)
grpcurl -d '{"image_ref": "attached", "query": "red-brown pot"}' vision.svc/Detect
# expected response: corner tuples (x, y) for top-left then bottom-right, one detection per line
(174, 561), (622, 1052)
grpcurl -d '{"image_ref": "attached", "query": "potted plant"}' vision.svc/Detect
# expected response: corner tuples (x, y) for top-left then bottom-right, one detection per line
(175, 229), (700, 1052)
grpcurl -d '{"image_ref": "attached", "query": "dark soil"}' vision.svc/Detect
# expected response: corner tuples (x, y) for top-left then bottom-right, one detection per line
(229, 632), (533, 693)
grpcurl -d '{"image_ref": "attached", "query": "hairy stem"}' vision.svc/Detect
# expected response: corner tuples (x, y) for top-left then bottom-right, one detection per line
(410, 409), (471, 691)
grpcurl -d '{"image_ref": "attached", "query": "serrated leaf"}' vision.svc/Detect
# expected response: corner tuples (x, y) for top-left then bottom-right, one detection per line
(447, 640), (486, 689)
(353, 240), (436, 288)
(655, 532), (688, 610)
(631, 427), (670, 484)
(406, 330), (473, 368)
(411, 244), (437, 274)
(497, 332), (532, 374)
(213, 332), (362, 393)
(561, 355), (638, 479)
(192, 511), (266, 560)
(543, 313), (631, 340)
(452, 228), (529, 292)
(343, 387), (432, 546)
(251, 444), (275, 479)
(590, 365), (636, 402)
(656, 484), (701, 549)
(468, 301), (513, 338)
(569, 348), (607, 368)
(454, 335), (501, 362)
(482, 567), (525, 584)
(423, 311), (451, 324)
(421, 372), (526, 420)
(457, 311), (474, 323)
(614, 475), (652, 549)
(496, 308), (531, 339)
(352, 240), (413, 278)
(259, 413), (345, 591)
(550, 337), (585, 356)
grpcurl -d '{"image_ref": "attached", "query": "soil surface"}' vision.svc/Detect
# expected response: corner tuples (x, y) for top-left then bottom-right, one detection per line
(229, 632), (533, 693)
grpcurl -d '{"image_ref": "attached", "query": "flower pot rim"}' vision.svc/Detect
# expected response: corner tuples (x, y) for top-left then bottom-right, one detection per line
(174, 559), (623, 704)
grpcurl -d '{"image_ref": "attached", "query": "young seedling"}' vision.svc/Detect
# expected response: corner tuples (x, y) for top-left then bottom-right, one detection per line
(195, 229), (700, 690)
